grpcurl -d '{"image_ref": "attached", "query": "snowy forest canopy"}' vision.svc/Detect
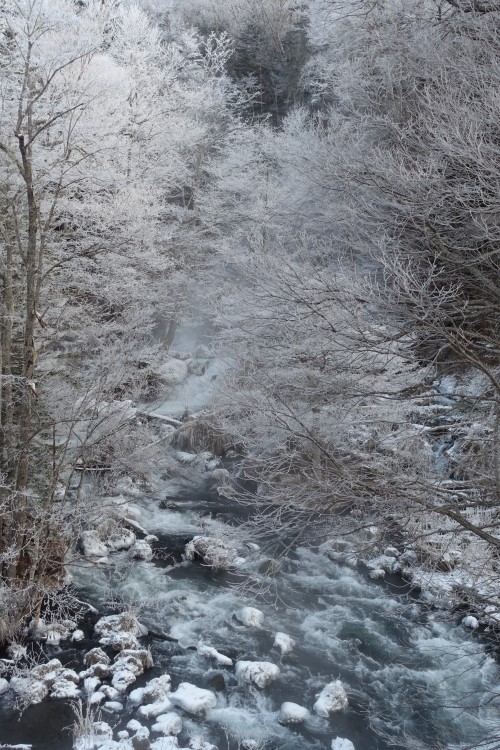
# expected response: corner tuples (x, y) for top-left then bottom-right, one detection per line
(0, 0), (499, 645)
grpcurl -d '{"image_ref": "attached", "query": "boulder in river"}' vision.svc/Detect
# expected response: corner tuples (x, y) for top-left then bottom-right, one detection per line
(185, 536), (237, 570)
(313, 680), (348, 716)
(278, 701), (310, 723)
(168, 682), (217, 714)
(331, 739), (355, 750)
(235, 661), (280, 689)
(234, 607), (264, 628)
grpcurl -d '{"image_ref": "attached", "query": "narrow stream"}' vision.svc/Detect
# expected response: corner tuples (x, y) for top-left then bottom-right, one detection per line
(0, 357), (498, 750)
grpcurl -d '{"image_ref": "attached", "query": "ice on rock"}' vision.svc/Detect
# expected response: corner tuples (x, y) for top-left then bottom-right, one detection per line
(185, 536), (237, 570)
(81, 530), (109, 560)
(462, 615), (479, 629)
(72, 629), (85, 642)
(313, 680), (348, 716)
(331, 739), (355, 750)
(369, 569), (385, 580)
(273, 632), (295, 654)
(168, 683), (217, 714)
(278, 702), (310, 724)
(197, 643), (233, 666)
(0, 677), (9, 694)
(235, 661), (280, 688)
(234, 607), (264, 628)
(151, 712), (183, 735)
(103, 701), (124, 712)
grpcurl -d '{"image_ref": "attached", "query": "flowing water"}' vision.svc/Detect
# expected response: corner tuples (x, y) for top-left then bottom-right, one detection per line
(1, 360), (499, 750)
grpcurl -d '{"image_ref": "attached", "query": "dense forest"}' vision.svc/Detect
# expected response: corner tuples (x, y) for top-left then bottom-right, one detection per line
(0, 1), (499, 749)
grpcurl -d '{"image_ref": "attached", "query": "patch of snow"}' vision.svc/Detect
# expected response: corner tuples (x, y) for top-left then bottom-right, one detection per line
(313, 680), (348, 716)
(103, 701), (123, 713)
(106, 530), (136, 552)
(0, 677), (9, 694)
(168, 683), (217, 714)
(235, 661), (280, 689)
(72, 629), (85, 642)
(278, 702), (310, 723)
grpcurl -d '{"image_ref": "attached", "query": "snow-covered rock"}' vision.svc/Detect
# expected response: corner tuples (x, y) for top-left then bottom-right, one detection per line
(90, 691), (105, 705)
(313, 681), (348, 716)
(0, 677), (9, 694)
(81, 530), (109, 560)
(128, 687), (145, 706)
(103, 701), (123, 713)
(72, 629), (85, 642)
(234, 607), (264, 628)
(369, 568), (385, 580)
(137, 697), (173, 719)
(235, 661), (280, 689)
(106, 529), (136, 552)
(101, 685), (121, 701)
(7, 644), (27, 661)
(151, 712), (183, 735)
(168, 683), (217, 714)
(31, 659), (63, 680)
(278, 702), (310, 723)
(158, 359), (189, 385)
(50, 676), (81, 699)
(84, 648), (111, 667)
(129, 539), (154, 561)
(197, 643), (233, 666)
(10, 676), (48, 704)
(184, 536), (237, 570)
(462, 615), (479, 629)
(331, 739), (355, 750)
(94, 613), (146, 651)
(150, 739), (178, 750)
(142, 674), (171, 703)
(127, 720), (143, 733)
(273, 632), (294, 654)
(188, 738), (218, 750)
